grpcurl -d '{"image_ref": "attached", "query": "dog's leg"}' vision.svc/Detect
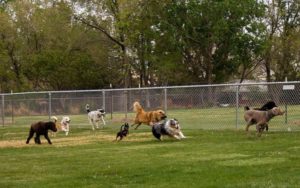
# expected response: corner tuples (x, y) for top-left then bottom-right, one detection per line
(65, 124), (69, 136)
(35, 134), (41, 144)
(256, 124), (263, 137)
(101, 116), (106, 126)
(134, 123), (142, 130)
(245, 120), (254, 132)
(26, 128), (34, 144)
(178, 132), (186, 139)
(90, 119), (95, 130)
(173, 135), (181, 140)
(44, 133), (52, 144)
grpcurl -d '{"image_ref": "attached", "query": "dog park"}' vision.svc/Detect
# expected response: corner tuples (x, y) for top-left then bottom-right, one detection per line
(0, 82), (300, 187)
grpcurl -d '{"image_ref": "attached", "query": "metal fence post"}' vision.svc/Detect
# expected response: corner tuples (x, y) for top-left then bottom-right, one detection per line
(235, 85), (240, 129)
(164, 88), (168, 112)
(1, 95), (4, 127)
(102, 90), (105, 110)
(48, 92), (52, 120)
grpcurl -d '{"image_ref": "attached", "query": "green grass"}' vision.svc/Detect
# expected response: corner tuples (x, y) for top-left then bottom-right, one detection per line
(0, 125), (300, 187)
(0, 107), (300, 187)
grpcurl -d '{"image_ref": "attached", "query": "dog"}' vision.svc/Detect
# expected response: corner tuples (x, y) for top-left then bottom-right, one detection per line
(245, 101), (277, 131)
(152, 119), (186, 140)
(60, 116), (71, 136)
(244, 107), (285, 136)
(131, 101), (167, 130)
(26, 116), (58, 144)
(86, 104), (106, 130)
(116, 123), (129, 141)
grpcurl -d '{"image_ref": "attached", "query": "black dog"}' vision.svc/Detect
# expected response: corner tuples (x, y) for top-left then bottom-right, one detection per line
(116, 123), (129, 141)
(26, 117), (58, 144)
(245, 101), (277, 131)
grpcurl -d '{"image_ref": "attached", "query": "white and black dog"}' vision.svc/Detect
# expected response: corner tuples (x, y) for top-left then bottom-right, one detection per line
(152, 119), (186, 140)
(60, 116), (71, 136)
(86, 104), (106, 130)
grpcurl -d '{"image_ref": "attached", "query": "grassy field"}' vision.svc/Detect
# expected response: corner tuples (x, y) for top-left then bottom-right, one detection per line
(0, 109), (300, 187)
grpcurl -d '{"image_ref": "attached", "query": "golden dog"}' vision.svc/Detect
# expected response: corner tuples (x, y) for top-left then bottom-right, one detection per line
(131, 101), (167, 130)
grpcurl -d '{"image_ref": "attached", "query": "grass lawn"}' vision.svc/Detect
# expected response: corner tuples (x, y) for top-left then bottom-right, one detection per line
(0, 121), (299, 187)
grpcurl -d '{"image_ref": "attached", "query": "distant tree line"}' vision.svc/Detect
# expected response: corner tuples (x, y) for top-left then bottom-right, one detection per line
(0, 0), (299, 92)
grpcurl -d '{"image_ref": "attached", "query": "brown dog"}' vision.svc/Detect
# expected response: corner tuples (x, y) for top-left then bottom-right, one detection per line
(244, 107), (285, 136)
(131, 101), (167, 130)
(26, 116), (58, 144)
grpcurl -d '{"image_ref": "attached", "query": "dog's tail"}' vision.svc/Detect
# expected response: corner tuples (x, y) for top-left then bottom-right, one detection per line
(51, 116), (58, 123)
(86, 104), (91, 113)
(133, 101), (143, 113)
(244, 106), (250, 111)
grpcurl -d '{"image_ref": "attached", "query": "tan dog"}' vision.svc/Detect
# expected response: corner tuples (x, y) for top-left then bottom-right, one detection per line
(131, 101), (167, 130)
(244, 107), (285, 136)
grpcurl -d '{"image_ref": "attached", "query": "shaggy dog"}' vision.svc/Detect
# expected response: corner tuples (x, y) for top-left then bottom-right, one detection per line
(244, 107), (285, 136)
(131, 101), (167, 130)
(152, 119), (186, 140)
(26, 116), (58, 144)
(116, 123), (129, 141)
(60, 116), (71, 136)
(86, 104), (106, 130)
(245, 101), (277, 131)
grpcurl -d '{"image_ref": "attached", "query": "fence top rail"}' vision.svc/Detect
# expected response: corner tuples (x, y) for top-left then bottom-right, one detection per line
(1, 81), (299, 96)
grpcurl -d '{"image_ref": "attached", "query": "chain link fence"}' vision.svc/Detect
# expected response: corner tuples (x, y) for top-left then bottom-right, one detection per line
(1, 81), (299, 131)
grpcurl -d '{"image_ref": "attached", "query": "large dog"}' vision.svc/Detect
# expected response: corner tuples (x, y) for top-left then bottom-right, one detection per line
(152, 119), (186, 140)
(245, 101), (277, 131)
(26, 116), (58, 144)
(86, 104), (106, 130)
(131, 101), (167, 130)
(244, 107), (285, 136)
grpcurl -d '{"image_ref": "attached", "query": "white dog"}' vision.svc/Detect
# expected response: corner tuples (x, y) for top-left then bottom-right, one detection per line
(152, 119), (186, 140)
(86, 104), (106, 130)
(60, 116), (71, 136)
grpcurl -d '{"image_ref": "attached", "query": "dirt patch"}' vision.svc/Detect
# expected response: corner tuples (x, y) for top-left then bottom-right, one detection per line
(0, 132), (153, 148)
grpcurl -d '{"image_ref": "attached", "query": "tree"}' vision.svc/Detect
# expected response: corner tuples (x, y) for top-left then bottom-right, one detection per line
(263, 0), (300, 82)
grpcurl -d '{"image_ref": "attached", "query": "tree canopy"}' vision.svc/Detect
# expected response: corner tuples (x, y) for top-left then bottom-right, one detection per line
(0, 0), (299, 92)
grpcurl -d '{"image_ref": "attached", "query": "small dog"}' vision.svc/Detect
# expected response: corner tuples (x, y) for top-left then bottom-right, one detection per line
(152, 119), (186, 140)
(60, 116), (71, 136)
(26, 116), (58, 144)
(244, 107), (285, 136)
(116, 123), (129, 141)
(131, 101), (167, 130)
(86, 104), (106, 130)
(245, 101), (277, 131)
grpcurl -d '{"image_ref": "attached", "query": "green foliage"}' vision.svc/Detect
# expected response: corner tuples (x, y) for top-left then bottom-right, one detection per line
(0, 0), (299, 91)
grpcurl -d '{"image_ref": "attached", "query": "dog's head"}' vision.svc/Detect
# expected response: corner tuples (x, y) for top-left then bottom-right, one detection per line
(97, 109), (106, 117)
(123, 123), (129, 130)
(271, 107), (285, 116)
(46, 122), (58, 132)
(168, 119), (180, 130)
(61, 116), (71, 125)
(154, 110), (167, 122)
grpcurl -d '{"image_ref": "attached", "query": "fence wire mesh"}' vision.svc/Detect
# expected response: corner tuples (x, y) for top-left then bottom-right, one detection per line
(1, 82), (299, 131)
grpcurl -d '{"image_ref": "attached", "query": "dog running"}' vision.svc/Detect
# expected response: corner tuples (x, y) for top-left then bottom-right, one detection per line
(60, 116), (71, 135)
(244, 106), (285, 136)
(152, 119), (186, 140)
(131, 101), (167, 130)
(86, 104), (106, 130)
(26, 116), (58, 144)
(245, 101), (277, 131)
(116, 123), (129, 141)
